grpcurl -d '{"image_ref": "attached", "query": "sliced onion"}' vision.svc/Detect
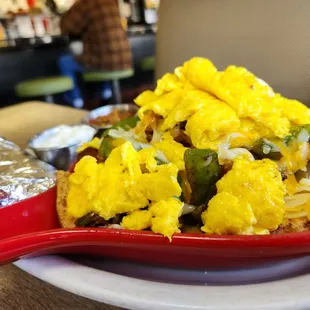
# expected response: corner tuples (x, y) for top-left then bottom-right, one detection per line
(296, 186), (310, 193)
(151, 128), (163, 143)
(109, 128), (136, 139)
(299, 178), (310, 186)
(284, 211), (307, 219)
(155, 150), (169, 164)
(182, 203), (196, 215)
(284, 193), (310, 200)
(218, 133), (254, 162)
(106, 224), (124, 229)
(229, 148), (255, 161)
(218, 147), (254, 162)
(108, 128), (169, 164)
(284, 199), (309, 208)
(220, 133), (246, 147)
(284, 205), (306, 212)
(284, 193), (310, 207)
(300, 142), (309, 160)
(297, 129), (310, 143)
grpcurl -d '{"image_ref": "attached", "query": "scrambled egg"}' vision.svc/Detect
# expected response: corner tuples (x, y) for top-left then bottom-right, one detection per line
(67, 141), (182, 240)
(180, 57), (217, 92)
(135, 56), (310, 172)
(137, 89), (184, 119)
(161, 89), (237, 133)
(152, 132), (188, 170)
(136, 57), (310, 147)
(274, 139), (309, 173)
(185, 101), (240, 150)
(201, 159), (286, 234)
(138, 147), (159, 172)
(149, 198), (183, 239)
(154, 70), (197, 96)
(135, 90), (158, 107)
(275, 96), (310, 127)
(77, 137), (102, 153)
(121, 197), (183, 240)
(121, 209), (152, 231)
(202, 192), (257, 235)
(230, 118), (274, 148)
(180, 59), (291, 137)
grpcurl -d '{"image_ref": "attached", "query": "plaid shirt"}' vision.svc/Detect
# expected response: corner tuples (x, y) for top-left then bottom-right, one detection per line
(60, 0), (132, 70)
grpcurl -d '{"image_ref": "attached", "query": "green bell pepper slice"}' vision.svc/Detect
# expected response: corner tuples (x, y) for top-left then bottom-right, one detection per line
(251, 139), (282, 160)
(98, 136), (113, 161)
(184, 149), (222, 206)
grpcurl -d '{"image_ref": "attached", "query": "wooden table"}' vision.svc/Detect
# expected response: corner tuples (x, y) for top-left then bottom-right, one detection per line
(0, 102), (120, 310)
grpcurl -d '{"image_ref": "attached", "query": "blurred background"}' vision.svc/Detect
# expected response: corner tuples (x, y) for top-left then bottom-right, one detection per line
(0, 0), (159, 108)
(2, 0), (310, 110)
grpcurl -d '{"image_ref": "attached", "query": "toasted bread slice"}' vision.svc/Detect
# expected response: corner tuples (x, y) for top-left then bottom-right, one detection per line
(56, 170), (76, 228)
(272, 217), (310, 234)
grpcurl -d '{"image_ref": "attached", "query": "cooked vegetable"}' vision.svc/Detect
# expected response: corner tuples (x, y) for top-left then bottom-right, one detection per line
(190, 204), (207, 224)
(251, 139), (282, 160)
(184, 149), (222, 206)
(98, 136), (113, 161)
(102, 115), (139, 138)
(98, 116), (140, 160)
(75, 212), (107, 227)
(284, 124), (310, 145)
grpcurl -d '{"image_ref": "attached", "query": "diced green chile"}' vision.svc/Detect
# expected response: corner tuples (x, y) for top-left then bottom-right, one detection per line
(98, 136), (113, 161)
(251, 139), (282, 160)
(284, 124), (310, 145)
(178, 173), (187, 202)
(102, 115), (140, 138)
(184, 149), (222, 206)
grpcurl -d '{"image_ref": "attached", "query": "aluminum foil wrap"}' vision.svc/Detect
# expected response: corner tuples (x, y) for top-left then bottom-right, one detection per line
(0, 137), (56, 207)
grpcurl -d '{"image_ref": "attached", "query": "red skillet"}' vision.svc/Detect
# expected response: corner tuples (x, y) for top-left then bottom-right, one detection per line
(2, 186), (310, 270)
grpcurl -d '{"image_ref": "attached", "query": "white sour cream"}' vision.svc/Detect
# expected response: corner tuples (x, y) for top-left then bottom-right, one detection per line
(32, 125), (96, 149)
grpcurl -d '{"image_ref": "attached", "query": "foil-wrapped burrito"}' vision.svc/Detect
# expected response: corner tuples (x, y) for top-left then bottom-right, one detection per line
(0, 137), (56, 207)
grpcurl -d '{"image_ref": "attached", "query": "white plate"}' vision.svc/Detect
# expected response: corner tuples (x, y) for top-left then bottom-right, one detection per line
(15, 255), (310, 310)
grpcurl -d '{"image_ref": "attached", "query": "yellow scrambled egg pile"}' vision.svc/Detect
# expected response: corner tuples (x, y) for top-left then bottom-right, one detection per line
(135, 57), (310, 153)
(66, 57), (310, 239)
(201, 159), (285, 235)
(67, 141), (183, 239)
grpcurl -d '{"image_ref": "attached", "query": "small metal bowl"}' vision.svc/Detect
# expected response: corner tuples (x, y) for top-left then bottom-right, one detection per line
(28, 125), (97, 171)
(81, 104), (139, 131)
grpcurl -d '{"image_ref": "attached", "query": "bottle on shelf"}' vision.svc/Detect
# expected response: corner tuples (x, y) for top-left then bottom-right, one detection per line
(143, 0), (159, 25)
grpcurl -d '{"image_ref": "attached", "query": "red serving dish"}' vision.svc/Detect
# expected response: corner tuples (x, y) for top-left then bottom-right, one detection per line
(1, 187), (310, 269)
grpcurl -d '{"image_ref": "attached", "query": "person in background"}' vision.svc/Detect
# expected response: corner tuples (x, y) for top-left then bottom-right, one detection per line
(58, 0), (133, 108)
